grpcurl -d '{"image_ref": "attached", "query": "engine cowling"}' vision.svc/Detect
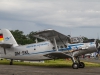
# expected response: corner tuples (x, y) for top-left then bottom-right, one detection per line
(73, 46), (97, 57)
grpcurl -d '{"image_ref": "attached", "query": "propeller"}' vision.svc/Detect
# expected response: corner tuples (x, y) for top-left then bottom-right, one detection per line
(95, 39), (100, 54)
(96, 40), (99, 48)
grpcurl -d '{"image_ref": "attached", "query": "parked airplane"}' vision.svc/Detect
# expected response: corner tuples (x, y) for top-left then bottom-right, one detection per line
(0, 29), (98, 69)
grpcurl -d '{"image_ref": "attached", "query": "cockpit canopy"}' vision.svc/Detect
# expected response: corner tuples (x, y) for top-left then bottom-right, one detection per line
(70, 37), (83, 43)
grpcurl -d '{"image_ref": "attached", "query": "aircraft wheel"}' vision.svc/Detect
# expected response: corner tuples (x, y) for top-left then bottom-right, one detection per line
(72, 63), (79, 69)
(10, 61), (13, 65)
(10, 59), (13, 65)
(79, 62), (85, 68)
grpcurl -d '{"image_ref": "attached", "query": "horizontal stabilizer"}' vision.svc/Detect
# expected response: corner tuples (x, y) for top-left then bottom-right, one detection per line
(0, 43), (13, 48)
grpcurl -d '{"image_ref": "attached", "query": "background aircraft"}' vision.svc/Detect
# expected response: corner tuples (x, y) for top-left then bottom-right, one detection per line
(0, 29), (98, 69)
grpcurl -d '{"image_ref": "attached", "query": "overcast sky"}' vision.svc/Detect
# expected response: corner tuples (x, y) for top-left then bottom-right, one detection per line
(0, 0), (100, 39)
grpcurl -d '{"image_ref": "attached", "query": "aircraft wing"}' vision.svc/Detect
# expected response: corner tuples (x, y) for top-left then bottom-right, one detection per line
(33, 29), (70, 43)
(44, 52), (71, 59)
(0, 43), (13, 48)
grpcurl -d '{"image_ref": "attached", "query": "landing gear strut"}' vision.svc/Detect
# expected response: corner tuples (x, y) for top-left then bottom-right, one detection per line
(71, 57), (85, 69)
(10, 59), (13, 65)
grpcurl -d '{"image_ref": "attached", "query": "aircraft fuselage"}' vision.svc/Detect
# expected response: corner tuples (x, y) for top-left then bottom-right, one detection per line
(0, 41), (97, 60)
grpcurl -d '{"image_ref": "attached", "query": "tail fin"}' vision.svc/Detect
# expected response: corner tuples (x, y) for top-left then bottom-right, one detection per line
(0, 29), (18, 46)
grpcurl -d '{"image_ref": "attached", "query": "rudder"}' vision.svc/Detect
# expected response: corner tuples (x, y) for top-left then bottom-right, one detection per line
(0, 29), (18, 47)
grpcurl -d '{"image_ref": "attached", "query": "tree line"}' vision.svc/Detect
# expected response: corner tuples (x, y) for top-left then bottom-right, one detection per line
(10, 30), (36, 45)
(10, 30), (100, 45)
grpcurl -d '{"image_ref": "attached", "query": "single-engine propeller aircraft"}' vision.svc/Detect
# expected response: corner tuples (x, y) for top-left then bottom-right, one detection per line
(0, 29), (98, 69)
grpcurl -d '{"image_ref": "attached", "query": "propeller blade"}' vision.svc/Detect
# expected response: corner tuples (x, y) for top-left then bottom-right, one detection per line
(95, 40), (99, 48)
(95, 39), (100, 54)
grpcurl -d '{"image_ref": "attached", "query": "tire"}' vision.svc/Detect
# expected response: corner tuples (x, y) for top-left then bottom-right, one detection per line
(10, 59), (13, 65)
(72, 63), (79, 69)
(79, 62), (85, 68)
(10, 62), (13, 65)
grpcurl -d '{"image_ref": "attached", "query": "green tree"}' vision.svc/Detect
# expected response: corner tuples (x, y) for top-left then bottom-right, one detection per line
(27, 31), (44, 43)
(27, 31), (36, 43)
(10, 30), (28, 45)
(10, 30), (42, 45)
(82, 37), (88, 41)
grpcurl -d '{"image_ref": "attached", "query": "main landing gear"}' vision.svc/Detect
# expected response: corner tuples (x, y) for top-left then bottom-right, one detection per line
(71, 57), (85, 69)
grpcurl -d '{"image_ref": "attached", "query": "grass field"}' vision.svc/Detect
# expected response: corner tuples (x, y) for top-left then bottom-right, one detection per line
(0, 59), (100, 67)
